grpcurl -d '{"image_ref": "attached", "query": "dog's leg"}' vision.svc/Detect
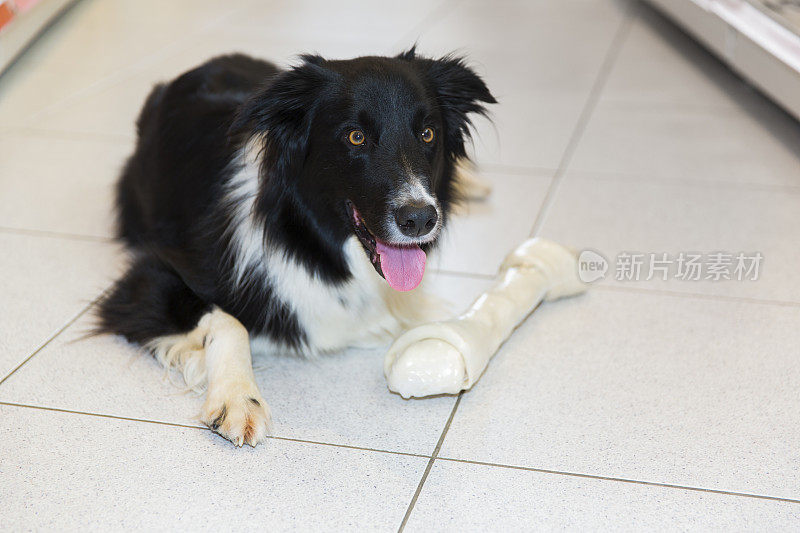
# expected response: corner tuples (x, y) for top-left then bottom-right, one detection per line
(194, 307), (270, 447)
(147, 307), (270, 446)
(151, 307), (270, 447)
(149, 307), (271, 446)
(99, 256), (269, 446)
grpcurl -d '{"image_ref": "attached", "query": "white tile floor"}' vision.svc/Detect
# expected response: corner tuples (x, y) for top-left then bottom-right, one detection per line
(1, 0), (799, 530)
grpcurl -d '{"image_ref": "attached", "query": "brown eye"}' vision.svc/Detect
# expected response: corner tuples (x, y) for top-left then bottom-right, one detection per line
(421, 127), (435, 143)
(348, 130), (365, 145)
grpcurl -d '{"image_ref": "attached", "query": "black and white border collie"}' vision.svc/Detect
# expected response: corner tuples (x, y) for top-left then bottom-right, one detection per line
(97, 49), (495, 446)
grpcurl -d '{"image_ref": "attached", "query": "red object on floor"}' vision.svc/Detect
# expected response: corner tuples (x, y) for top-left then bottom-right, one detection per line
(0, 2), (16, 32)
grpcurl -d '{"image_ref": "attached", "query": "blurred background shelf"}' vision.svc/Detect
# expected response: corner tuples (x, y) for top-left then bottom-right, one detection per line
(0, 0), (76, 74)
(646, 0), (800, 121)
(751, 0), (800, 34)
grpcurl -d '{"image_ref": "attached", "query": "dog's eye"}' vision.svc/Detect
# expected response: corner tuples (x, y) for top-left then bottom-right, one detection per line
(421, 127), (435, 144)
(348, 130), (365, 146)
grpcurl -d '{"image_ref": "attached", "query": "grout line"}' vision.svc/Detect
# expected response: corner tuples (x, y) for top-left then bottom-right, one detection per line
(4, 401), (796, 506)
(407, 154), (800, 198)
(465, 152), (800, 198)
(0, 289), (108, 387)
(592, 283), (800, 309)
(431, 268), (495, 281)
(0, 226), (114, 244)
(566, 167), (800, 195)
(435, 456), (800, 505)
(0, 401), (206, 430)
(398, 393), (463, 532)
(265, 435), (430, 459)
(0, 400), (431, 459)
(528, 4), (635, 238)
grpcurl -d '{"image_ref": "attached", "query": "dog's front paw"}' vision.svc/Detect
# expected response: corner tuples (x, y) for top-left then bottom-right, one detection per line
(200, 384), (271, 447)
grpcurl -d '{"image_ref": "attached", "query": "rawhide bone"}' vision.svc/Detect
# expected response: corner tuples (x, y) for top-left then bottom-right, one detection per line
(384, 238), (586, 398)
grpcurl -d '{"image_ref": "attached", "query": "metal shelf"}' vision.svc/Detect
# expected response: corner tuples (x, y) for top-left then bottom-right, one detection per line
(0, 0), (76, 74)
(646, 0), (800, 121)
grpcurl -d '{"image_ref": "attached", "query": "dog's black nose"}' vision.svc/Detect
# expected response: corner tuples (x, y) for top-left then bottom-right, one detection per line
(395, 203), (438, 238)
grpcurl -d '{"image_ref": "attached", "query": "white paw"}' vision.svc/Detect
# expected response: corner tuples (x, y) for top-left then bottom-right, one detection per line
(200, 383), (271, 447)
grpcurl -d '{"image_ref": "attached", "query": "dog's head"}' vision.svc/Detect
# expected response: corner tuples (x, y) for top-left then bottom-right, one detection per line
(233, 49), (495, 291)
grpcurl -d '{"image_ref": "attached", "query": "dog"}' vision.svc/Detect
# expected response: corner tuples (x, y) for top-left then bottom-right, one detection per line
(97, 49), (495, 446)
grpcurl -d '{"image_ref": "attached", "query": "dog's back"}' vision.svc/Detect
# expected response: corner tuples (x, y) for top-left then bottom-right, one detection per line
(116, 54), (281, 248)
(101, 55), (285, 345)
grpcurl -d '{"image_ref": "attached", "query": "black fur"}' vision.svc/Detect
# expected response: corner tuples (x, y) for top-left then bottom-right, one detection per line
(97, 50), (494, 350)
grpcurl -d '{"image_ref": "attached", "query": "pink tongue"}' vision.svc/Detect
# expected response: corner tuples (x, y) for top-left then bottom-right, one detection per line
(375, 241), (426, 291)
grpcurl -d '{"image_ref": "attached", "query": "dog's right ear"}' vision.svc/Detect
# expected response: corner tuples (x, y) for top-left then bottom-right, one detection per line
(398, 49), (496, 160)
(231, 55), (332, 181)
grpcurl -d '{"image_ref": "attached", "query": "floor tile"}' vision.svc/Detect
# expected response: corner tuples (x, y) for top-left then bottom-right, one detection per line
(432, 169), (552, 276)
(21, 30), (398, 140)
(405, 460), (800, 531)
(438, 289), (800, 500)
(0, 133), (130, 237)
(467, 91), (586, 171)
(0, 403), (425, 531)
(410, 0), (630, 170)
(0, 0), (255, 132)
(602, 8), (751, 110)
(0, 316), (206, 427)
(417, 0), (628, 52)
(569, 99), (800, 188)
(539, 174), (800, 302)
(0, 233), (120, 381)
(415, 0), (627, 97)
(0, 273), (490, 454)
(221, 0), (440, 46)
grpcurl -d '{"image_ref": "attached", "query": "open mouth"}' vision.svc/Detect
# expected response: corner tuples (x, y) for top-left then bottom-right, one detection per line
(347, 200), (427, 292)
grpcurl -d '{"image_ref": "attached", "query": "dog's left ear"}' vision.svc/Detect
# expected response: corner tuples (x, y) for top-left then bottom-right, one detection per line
(231, 55), (333, 182)
(400, 49), (497, 159)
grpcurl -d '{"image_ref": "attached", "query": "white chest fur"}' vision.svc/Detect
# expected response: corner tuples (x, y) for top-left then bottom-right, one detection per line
(259, 236), (405, 355)
(225, 145), (427, 357)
